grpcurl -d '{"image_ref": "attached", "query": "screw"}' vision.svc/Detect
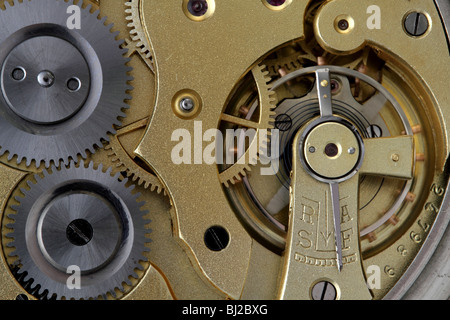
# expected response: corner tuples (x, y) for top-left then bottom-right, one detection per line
(309, 146), (316, 153)
(311, 281), (337, 300)
(320, 80), (329, 87)
(391, 154), (400, 162)
(66, 219), (94, 247)
(180, 97), (195, 112)
(275, 114), (293, 132)
(367, 124), (383, 138)
(37, 70), (55, 88)
(404, 12), (429, 37)
(348, 147), (356, 155)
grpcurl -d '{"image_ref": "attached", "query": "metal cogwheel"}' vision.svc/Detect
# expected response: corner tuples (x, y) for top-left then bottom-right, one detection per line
(264, 45), (316, 78)
(105, 137), (166, 194)
(89, 0), (162, 194)
(6, 161), (151, 300)
(0, 0), (132, 168)
(218, 64), (277, 187)
(125, 0), (155, 71)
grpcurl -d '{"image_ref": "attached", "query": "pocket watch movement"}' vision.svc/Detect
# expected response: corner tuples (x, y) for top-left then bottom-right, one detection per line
(0, 0), (448, 300)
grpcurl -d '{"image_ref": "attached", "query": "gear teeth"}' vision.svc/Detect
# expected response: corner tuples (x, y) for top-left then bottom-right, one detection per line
(27, 179), (36, 187)
(0, 0), (155, 301)
(125, 0), (155, 71)
(219, 64), (277, 187)
(104, 141), (166, 195)
(264, 50), (316, 78)
(5, 231), (15, 241)
(6, 242), (16, 252)
(12, 197), (22, 206)
(111, 29), (120, 38)
(117, 38), (126, 47)
(135, 263), (145, 271)
(6, 159), (152, 300)
(0, 0), (132, 170)
(16, 272), (35, 291)
(130, 271), (140, 280)
(125, 64), (134, 73)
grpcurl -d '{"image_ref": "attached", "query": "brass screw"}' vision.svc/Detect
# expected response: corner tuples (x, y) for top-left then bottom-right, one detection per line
(391, 154), (400, 162)
(320, 80), (329, 87)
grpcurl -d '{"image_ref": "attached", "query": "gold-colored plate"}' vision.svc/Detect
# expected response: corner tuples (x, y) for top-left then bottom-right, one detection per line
(0, 0), (448, 300)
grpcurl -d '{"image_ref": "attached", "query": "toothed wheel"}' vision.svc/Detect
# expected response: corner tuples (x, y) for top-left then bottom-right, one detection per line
(106, 137), (165, 194)
(6, 161), (151, 300)
(0, 0), (132, 168)
(125, 0), (155, 71)
(218, 65), (277, 187)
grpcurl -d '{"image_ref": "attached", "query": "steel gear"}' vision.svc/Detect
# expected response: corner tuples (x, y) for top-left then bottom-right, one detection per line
(99, 0), (161, 193)
(218, 64), (277, 187)
(125, 0), (155, 72)
(6, 161), (151, 300)
(0, 0), (132, 168)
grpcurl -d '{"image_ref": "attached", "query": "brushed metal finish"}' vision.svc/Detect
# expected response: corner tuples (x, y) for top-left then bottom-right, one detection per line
(0, 0), (131, 167)
(7, 162), (150, 300)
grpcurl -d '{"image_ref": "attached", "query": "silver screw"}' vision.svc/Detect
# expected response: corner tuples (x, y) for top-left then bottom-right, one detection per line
(37, 70), (55, 88)
(309, 146), (316, 153)
(180, 97), (195, 112)
(367, 124), (382, 138)
(311, 281), (337, 300)
(348, 147), (356, 155)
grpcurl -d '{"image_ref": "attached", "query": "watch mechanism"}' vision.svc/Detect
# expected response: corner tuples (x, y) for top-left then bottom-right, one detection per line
(0, 0), (448, 300)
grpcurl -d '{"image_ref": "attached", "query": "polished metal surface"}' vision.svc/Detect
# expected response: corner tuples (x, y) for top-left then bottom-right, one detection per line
(0, 0), (448, 301)
(2, 36), (90, 124)
(0, 0), (131, 167)
(7, 162), (150, 300)
(435, 0), (450, 53)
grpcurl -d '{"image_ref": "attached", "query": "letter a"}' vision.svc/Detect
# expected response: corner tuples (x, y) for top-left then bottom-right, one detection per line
(66, 265), (81, 290)
(67, 5), (81, 30)
(366, 265), (381, 289)
(367, 5), (381, 30)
